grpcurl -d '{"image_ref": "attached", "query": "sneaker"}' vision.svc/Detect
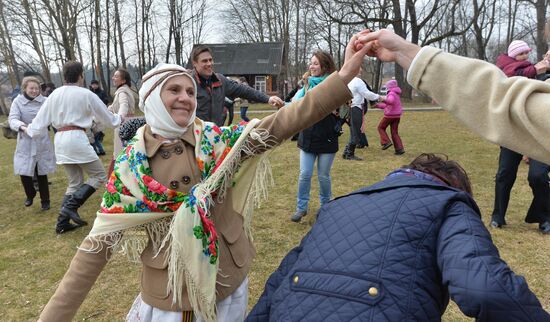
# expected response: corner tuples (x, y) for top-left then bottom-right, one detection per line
(290, 211), (307, 222)
(394, 149), (405, 155)
(381, 142), (393, 150)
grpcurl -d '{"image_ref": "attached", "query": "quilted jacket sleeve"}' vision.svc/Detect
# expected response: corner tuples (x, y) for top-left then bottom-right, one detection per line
(437, 201), (550, 321)
(246, 241), (306, 321)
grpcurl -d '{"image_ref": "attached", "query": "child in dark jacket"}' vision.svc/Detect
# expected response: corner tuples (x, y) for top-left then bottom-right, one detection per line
(374, 79), (404, 155)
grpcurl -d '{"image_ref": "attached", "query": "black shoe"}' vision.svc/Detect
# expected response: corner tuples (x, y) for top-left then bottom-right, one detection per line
(490, 215), (506, 228)
(394, 149), (405, 155)
(344, 154), (363, 161)
(381, 142), (393, 150)
(41, 200), (51, 211)
(490, 220), (503, 228)
(290, 211), (307, 222)
(55, 222), (81, 234)
(356, 144), (368, 149)
(24, 198), (34, 207)
(539, 222), (550, 234)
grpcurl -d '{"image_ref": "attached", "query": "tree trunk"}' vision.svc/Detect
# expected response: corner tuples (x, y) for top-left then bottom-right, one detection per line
(113, 0), (126, 68)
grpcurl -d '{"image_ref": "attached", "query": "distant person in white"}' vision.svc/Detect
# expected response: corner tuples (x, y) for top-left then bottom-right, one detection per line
(22, 61), (122, 234)
(342, 68), (382, 160)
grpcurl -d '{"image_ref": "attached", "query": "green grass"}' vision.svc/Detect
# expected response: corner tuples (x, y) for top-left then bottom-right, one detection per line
(0, 107), (548, 321)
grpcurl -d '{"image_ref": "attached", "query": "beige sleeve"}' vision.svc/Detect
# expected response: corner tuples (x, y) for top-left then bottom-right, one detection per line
(39, 238), (112, 322)
(117, 92), (130, 117)
(252, 72), (352, 148)
(408, 47), (550, 164)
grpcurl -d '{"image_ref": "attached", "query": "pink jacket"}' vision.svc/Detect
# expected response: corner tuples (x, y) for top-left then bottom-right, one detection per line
(375, 83), (402, 118)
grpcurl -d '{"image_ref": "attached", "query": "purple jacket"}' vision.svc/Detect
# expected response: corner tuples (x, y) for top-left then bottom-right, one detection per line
(375, 85), (402, 118)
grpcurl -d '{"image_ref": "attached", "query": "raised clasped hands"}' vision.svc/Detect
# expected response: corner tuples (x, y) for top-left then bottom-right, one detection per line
(352, 29), (421, 70)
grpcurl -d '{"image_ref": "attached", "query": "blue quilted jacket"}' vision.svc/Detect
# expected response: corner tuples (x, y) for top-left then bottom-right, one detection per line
(247, 175), (550, 322)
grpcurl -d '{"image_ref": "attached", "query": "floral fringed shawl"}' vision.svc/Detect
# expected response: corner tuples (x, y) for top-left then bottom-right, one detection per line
(82, 117), (273, 322)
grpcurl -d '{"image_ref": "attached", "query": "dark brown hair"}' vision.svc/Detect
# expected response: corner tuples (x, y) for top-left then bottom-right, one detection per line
(63, 61), (83, 83)
(116, 68), (132, 87)
(403, 153), (473, 195)
(192, 45), (213, 62)
(312, 50), (336, 75)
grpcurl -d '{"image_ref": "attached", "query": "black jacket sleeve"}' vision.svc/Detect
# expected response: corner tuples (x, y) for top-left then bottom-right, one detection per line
(221, 74), (270, 103)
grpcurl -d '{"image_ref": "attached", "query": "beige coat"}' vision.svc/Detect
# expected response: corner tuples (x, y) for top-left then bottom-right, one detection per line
(108, 84), (136, 157)
(39, 72), (351, 322)
(409, 47), (550, 164)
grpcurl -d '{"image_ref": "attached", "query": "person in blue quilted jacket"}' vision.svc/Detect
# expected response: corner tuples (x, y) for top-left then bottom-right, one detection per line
(247, 153), (549, 322)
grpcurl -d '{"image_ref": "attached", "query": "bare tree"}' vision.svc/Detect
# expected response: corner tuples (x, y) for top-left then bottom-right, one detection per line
(41, 0), (85, 61)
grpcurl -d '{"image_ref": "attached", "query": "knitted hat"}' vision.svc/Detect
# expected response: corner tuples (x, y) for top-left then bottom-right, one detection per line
(508, 40), (531, 58)
(386, 79), (398, 89)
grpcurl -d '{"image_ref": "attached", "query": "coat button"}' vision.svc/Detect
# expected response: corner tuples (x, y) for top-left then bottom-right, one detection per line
(293, 276), (299, 284)
(368, 287), (378, 297)
(182, 176), (191, 184)
(169, 180), (179, 189)
(160, 150), (171, 159)
(174, 146), (183, 154)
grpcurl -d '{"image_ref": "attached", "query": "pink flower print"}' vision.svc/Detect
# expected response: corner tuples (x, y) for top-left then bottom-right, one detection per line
(107, 181), (118, 193)
(142, 175), (167, 194)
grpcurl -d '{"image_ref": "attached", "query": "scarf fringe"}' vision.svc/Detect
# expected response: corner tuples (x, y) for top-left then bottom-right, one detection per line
(80, 218), (172, 263)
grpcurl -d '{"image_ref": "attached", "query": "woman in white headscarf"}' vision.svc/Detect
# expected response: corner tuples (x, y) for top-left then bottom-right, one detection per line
(37, 32), (372, 322)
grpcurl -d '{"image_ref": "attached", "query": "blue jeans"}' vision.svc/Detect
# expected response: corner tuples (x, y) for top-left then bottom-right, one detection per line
(296, 150), (336, 212)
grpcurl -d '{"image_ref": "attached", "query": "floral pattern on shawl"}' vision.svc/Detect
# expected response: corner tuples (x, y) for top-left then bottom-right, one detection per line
(100, 121), (248, 264)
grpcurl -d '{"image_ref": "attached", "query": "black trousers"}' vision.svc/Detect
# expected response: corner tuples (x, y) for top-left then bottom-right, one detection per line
(20, 165), (49, 202)
(492, 146), (550, 224)
(348, 106), (366, 146)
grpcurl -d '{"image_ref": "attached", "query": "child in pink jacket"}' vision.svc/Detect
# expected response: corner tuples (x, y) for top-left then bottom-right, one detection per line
(374, 79), (404, 155)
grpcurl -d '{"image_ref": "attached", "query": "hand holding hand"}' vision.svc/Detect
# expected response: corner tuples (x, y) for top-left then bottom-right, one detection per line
(338, 30), (374, 84)
(535, 60), (548, 74)
(268, 96), (284, 108)
(354, 29), (421, 70)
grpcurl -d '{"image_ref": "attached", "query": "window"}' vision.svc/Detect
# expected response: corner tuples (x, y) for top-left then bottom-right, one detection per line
(255, 76), (266, 93)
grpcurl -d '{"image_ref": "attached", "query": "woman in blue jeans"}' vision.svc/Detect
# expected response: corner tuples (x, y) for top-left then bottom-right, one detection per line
(291, 50), (339, 222)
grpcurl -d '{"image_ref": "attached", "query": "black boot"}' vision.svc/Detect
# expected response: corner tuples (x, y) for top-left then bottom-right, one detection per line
(342, 143), (352, 159)
(60, 184), (96, 226)
(37, 175), (50, 211)
(20, 175), (37, 207)
(343, 144), (362, 161)
(56, 195), (79, 234)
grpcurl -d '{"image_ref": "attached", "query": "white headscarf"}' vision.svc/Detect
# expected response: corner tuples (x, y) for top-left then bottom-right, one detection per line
(139, 63), (197, 139)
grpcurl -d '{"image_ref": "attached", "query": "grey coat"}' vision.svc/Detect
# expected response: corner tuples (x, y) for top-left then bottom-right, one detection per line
(9, 94), (56, 176)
